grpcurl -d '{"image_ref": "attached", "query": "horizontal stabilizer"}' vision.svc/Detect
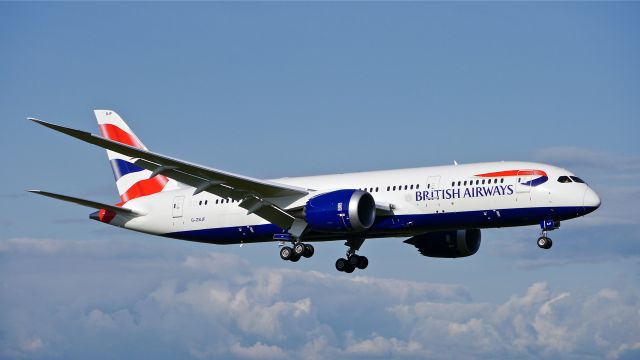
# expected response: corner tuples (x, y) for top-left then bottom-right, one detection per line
(28, 190), (141, 215)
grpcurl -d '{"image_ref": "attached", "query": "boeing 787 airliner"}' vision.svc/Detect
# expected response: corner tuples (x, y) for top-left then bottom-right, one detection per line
(29, 110), (601, 273)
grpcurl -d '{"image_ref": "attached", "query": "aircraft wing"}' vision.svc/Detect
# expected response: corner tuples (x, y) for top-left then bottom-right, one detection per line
(29, 119), (310, 232)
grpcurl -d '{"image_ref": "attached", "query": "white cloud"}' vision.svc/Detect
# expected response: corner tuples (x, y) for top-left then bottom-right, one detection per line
(1, 238), (639, 360)
(230, 342), (288, 360)
(344, 333), (426, 357)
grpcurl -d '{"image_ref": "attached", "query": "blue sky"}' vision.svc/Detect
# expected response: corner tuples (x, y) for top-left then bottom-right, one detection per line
(1, 2), (639, 359)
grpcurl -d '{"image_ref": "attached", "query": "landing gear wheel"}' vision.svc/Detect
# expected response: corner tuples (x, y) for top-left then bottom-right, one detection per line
(335, 258), (349, 272)
(349, 254), (361, 266)
(344, 264), (355, 273)
(289, 253), (300, 262)
(537, 236), (552, 249)
(293, 243), (306, 257)
(303, 244), (315, 258)
(280, 246), (293, 260)
(356, 256), (369, 270)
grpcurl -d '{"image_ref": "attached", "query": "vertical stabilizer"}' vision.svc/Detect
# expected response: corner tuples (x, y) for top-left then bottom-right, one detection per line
(94, 110), (174, 203)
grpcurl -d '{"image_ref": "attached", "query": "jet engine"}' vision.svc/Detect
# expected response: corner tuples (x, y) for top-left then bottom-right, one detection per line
(304, 189), (376, 233)
(404, 229), (481, 258)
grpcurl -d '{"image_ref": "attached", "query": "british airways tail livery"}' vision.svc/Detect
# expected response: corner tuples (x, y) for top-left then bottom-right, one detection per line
(29, 110), (601, 273)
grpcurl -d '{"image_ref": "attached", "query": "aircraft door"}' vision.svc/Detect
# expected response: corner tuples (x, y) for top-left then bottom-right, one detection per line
(172, 196), (184, 218)
(515, 170), (532, 193)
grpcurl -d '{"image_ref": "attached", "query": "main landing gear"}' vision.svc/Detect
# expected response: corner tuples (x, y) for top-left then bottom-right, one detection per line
(537, 220), (559, 250)
(335, 238), (368, 273)
(279, 242), (315, 262)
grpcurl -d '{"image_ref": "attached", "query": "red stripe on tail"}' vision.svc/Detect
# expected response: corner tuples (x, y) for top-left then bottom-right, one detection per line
(99, 124), (144, 149)
(120, 175), (169, 203)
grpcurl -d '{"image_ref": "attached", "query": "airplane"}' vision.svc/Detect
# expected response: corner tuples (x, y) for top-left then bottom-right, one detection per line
(28, 110), (601, 273)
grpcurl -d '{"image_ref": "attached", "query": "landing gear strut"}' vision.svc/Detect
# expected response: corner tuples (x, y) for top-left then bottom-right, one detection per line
(537, 220), (559, 250)
(336, 238), (368, 273)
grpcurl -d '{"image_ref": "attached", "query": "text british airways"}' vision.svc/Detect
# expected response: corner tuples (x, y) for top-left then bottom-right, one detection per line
(416, 184), (514, 201)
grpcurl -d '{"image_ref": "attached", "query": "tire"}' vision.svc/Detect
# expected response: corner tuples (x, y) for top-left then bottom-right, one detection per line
(537, 237), (548, 249)
(545, 238), (553, 249)
(335, 258), (348, 272)
(293, 243), (306, 257)
(349, 254), (360, 266)
(290, 253), (300, 262)
(303, 244), (315, 258)
(280, 246), (293, 260)
(357, 256), (369, 270)
(344, 264), (355, 273)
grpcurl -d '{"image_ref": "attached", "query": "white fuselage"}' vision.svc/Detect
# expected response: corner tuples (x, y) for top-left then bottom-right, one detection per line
(112, 161), (600, 245)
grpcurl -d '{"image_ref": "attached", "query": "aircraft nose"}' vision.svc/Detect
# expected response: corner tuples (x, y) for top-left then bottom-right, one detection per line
(583, 187), (601, 210)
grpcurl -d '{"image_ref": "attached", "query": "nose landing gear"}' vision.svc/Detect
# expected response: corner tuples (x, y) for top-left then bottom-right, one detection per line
(537, 220), (559, 250)
(537, 235), (553, 249)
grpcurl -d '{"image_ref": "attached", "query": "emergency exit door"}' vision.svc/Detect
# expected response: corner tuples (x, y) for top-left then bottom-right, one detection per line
(172, 196), (184, 218)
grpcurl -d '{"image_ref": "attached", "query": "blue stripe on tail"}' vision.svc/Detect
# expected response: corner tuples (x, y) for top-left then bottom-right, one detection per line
(110, 159), (145, 180)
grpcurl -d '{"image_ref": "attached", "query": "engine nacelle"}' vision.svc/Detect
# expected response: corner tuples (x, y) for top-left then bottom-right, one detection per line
(304, 189), (376, 233)
(404, 229), (481, 258)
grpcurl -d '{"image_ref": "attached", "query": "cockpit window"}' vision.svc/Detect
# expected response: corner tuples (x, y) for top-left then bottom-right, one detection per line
(570, 176), (586, 184)
(557, 176), (572, 183)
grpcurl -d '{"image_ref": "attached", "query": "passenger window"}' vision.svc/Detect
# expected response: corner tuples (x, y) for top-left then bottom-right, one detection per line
(482, 179), (485, 185)
(494, 179), (498, 184)
(457, 181), (461, 186)
(199, 201), (202, 205)
(375, 187), (379, 192)
(475, 180), (479, 185)
(393, 186), (396, 191)
(387, 186), (390, 191)
(570, 176), (586, 183)
(205, 200), (208, 205)
(416, 184), (420, 189)
(557, 176), (572, 183)
(410, 184), (414, 190)
(500, 178), (504, 183)
(404, 185), (408, 190)
(464, 181), (467, 186)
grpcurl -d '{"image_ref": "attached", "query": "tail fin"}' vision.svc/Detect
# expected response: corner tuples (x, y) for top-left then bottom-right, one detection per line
(94, 110), (171, 203)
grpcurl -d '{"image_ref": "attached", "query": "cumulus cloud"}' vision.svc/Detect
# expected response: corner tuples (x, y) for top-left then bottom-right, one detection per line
(1, 237), (639, 359)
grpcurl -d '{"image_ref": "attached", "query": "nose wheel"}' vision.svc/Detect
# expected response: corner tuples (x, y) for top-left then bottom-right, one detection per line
(537, 220), (558, 250)
(537, 236), (552, 249)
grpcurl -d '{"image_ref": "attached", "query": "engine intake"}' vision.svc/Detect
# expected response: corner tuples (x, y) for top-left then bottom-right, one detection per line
(304, 189), (376, 233)
(404, 229), (481, 258)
